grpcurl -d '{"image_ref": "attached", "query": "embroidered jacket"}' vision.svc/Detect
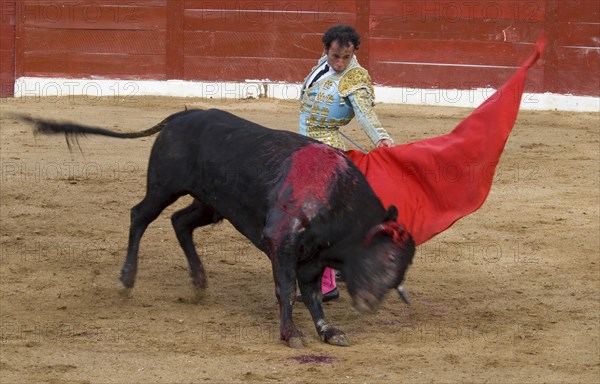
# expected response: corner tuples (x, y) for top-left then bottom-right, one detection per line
(299, 55), (392, 150)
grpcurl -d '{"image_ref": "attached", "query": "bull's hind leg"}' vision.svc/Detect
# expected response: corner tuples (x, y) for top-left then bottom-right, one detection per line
(171, 200), (221, 293)
(119, 191), (180, 292)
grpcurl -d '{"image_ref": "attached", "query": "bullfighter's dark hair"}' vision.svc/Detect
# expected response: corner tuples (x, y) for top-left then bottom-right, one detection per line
(322, 24), (361, 51)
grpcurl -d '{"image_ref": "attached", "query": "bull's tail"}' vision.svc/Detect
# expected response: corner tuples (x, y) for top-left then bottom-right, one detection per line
(14, 113), (171, 151)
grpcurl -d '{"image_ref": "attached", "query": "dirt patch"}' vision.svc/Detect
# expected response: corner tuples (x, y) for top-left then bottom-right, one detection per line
(1, 96), (598, 383)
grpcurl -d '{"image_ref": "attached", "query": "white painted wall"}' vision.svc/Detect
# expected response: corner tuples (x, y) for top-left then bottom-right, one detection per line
(13, 77), (600, 113)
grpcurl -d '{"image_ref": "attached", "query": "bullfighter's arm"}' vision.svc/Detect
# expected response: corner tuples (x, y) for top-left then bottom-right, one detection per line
(339, 67), (393, 146)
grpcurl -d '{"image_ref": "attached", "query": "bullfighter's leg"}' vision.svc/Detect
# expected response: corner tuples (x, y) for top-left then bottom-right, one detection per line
(297, 265), (349, 346)
(119, 191), (180, 291)
(171, 199), (221, 291)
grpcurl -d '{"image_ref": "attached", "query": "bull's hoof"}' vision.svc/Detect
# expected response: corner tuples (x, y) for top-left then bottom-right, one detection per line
(119, 267), (136, 290)
(190, 285), (207, 303)
(191, 275), (207, 290)
(287, 336), (304, 349)
(323, 331), (349, 347)
(117, 280), (133, 297)
(283, 329), (305, 349)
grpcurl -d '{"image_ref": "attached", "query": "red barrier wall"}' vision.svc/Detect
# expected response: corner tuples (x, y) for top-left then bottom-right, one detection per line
(0, 0), (16, 97)
(1, 0), (598, 97)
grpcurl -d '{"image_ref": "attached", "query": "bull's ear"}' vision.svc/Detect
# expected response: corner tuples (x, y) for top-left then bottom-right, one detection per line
(384, 205), (398, 221)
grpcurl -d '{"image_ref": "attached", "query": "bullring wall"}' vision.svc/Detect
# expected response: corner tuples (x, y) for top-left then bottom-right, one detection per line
(1, 1), (598, 100)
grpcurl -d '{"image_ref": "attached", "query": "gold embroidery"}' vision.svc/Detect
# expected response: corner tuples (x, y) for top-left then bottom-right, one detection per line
(338, 67), (374, 98)
(306, 127), (345, 149)
(353, 88), (383, 130)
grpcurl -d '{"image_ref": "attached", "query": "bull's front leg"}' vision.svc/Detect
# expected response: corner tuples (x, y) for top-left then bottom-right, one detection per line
(297, 265), (349, 347)
(265, 211), (313, 348)
(272, 254), (304, 348)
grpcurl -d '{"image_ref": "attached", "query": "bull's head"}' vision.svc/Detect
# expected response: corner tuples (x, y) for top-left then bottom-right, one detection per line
(344, 206), (415, 313)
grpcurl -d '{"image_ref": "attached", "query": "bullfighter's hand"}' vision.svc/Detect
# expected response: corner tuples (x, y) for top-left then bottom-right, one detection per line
(377, 139), (393, 148)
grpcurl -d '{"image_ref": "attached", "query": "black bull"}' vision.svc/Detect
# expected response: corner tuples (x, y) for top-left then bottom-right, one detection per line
(19, 109), (415, 348)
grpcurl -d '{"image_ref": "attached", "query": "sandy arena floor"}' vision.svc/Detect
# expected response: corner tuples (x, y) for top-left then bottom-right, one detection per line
(0, 95), (598, 383)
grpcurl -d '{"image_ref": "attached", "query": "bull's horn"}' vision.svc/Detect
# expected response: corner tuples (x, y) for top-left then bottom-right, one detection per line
(397, 285), (410, 305)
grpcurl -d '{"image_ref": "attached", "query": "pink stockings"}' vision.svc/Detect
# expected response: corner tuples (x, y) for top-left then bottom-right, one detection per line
(321, 267), (336, 294)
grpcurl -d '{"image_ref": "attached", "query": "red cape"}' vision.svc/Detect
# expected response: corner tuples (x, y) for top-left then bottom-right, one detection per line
(346, 37), (545, 246)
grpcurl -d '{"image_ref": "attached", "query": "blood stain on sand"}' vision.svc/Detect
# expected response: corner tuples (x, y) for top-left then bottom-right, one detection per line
(292, 354), (336, 364)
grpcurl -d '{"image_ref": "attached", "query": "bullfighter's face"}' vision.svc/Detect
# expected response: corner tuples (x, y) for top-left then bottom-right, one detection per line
(325, 40), (355, 72)
(344, 232), (415, 313)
